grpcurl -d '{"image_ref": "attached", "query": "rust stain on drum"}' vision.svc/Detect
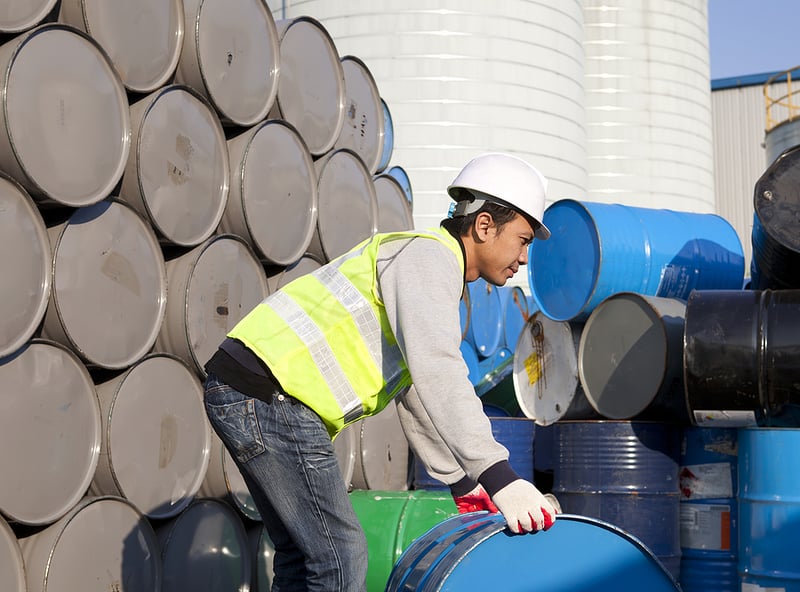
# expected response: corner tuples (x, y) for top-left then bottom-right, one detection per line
(159, 415), (178, 469)
(101, 251), (141, 297)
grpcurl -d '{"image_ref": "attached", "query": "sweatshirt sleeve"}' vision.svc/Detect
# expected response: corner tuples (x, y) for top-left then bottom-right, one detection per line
(378, 235), (518, 495)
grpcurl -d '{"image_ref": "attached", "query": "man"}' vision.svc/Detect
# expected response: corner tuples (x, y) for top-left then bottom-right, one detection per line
(203, 152), (558, 591)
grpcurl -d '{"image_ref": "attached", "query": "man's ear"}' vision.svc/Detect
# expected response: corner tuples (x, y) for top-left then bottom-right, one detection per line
(472, 211), (494, 241)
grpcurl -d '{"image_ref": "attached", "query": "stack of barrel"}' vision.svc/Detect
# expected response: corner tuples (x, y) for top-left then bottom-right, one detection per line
(0, 2), (417, 592)
(514, 146), (800, 592)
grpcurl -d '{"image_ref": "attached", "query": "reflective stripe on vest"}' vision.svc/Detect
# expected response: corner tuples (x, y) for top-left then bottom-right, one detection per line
(228, 227), (464, 437)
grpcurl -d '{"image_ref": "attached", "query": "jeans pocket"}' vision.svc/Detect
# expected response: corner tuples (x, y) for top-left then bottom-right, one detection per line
(205, 390), (266, 464)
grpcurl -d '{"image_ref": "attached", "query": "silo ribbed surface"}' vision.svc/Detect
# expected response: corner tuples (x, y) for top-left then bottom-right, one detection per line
(276, 1), (587, 231)
(583, 0), (714, 212)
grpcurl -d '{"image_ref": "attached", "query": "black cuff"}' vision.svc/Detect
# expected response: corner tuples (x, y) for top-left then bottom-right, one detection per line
(479, 461), (520, 498)
(449, 475), (478, 498)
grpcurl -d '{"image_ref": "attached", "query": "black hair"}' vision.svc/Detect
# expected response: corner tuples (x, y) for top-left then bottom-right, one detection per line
(440, 201), (518, 237)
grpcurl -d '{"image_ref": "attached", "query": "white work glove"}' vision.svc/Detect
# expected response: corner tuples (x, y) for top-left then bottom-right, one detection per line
(491, 479), (558, 534)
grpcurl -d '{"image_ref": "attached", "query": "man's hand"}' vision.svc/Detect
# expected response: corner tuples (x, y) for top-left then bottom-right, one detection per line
(491, 479), (558, 533)
(453, 483), (499, 514)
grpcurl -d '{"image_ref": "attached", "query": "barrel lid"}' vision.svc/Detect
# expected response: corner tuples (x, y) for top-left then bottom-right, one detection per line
(579, 292), (684, 420)
(754, 144), (800, 252)
(169, 234), (269, 375)
(234, 119), (318, 265)
(314, 149), (377, 261)
(500, 286), (529, 353)
(0, 0), (57, 32)
(60, 0), (184, 92)
(274, 16), (345, 155)
(157, 498), (250, 591)
(0, 340), (100, 525)
(0, 173), (51, 358)
(96, 354), (210, 519)
(1, 24), (130, 206)
(0, 515), (24, 592)
(268, 252), (325, 293)
(335, 55), (385, 174)
(376, 98), (394, 173)
(388, 513), (680, 592)
(45, 199), (167, 369)
(374, 173), (414, 232)
(513, 313), (582, 426)
(20, 496), (161, 592)
(200, 434), (261, 521)
(386, 166), (413, 205)
(529, 199), (600, 321)
(125, 84), (229, 247)
(178, 0), (279, 125)
(352, 400), (410, 491)
(465, 278), (503, 357)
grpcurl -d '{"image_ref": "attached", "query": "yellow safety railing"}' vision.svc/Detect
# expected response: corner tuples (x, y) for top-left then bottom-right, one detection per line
(765, 66), (800, 132)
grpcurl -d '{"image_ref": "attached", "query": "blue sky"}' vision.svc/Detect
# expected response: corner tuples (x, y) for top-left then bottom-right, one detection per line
(709, 0), (800, 80)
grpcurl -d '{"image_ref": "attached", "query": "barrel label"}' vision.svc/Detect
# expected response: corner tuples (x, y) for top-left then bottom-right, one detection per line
(523, 352), (542, 386)
(679, 462), (733, 499)
(680, 503), (731, 550)
(693, 410), (756, 427)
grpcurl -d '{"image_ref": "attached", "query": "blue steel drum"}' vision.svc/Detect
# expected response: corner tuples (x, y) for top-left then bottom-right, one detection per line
(465, 278), (504, 358)
(412, 414), (533, 489)
(499, 285), (529, 354)
(459, 340), (481, 385)
(375, 98), (394, 173)
(528, 199), (745, 321)
(458, 286), (470, 341)
(679, 427), (739, 592)
(386, 166), (412, 206)
(553, 420), (682, 579)
(489, 417), (535, 482)
(386, 512), (680, 591)
(739, 427), (800, 591)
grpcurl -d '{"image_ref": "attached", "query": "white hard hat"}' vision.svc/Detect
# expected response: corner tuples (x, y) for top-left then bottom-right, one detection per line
(447, 152), (551, 240)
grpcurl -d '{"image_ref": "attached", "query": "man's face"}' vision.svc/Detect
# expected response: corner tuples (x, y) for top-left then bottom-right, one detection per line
(475, 213), (535, 286)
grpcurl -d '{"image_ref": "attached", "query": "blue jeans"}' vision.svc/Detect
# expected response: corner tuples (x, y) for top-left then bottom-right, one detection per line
(204, 374), (367, 591)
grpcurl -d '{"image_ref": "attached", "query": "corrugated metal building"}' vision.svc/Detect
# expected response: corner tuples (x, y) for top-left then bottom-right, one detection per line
(711, 69), (800, 276)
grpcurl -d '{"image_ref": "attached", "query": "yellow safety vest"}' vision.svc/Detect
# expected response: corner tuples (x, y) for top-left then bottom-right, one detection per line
(228, 227), (464, 437)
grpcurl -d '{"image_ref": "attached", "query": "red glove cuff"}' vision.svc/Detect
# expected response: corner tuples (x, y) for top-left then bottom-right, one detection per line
(453, 489), (499, 514)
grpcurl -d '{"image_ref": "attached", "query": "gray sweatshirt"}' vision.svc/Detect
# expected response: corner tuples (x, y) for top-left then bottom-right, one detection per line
(376, 230), (514, 495)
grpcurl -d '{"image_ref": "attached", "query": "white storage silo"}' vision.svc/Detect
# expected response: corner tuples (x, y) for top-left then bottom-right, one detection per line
(583, 0), (715, 212)
(273, 1), (586, 233)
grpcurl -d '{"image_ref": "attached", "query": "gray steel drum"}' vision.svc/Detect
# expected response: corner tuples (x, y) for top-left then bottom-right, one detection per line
(0, 173), (51, 358)
(376, 97), (394, 174)
(157, 498), (250, 592)
(91, 354), (211, 520)
(308, 148), (378, 262)
(199, 433), (261, 522)
(334, 421), (358, 491)
(0, 340), (100, 526)
(374, 173), (414, 233)
(579, 292), (689, 422)
(0, 0), (58, 32)
(157, 234), (269, 377)
(266, 251), (325, 293)
(248, 524), (276, 592)
(119, 84), (229, 247)
(59, 0), (184, 93)
(42, 199), (167, 370)
(0, 515), (25, 592)
(20, 496), (161, 592)
(351, 401), (411, 491)
(222, 119), (318, 265)
(176, 0), (279, 126)
(0, 24), (130, 207)
(334, 55), (385, 174)
(513, 313), (598, 426)
(270, 16), (345, 156)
